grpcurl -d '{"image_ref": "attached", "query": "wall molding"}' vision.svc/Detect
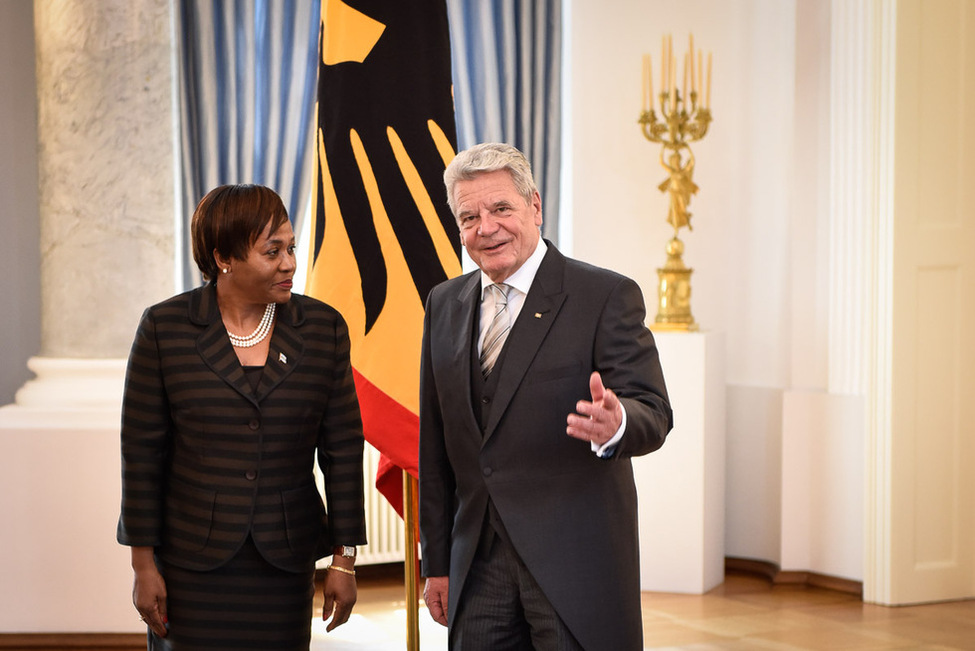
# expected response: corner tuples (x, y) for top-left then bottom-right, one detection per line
(0, 634), (142, 650)
(725, 556), (864, 597)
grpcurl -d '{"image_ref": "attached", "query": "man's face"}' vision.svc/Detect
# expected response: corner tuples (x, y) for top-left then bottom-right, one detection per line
(454, 169), (542, 284)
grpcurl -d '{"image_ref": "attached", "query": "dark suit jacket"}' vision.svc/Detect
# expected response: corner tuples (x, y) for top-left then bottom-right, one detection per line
(117, 283), (366, 573)
(419, 242), (673, 650)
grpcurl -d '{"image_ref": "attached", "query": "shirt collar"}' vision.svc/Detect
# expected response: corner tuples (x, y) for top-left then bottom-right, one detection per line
(480, 237), (547, 298)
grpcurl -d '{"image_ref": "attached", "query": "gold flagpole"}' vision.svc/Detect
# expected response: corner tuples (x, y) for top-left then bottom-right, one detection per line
(403, 470), (420, 651)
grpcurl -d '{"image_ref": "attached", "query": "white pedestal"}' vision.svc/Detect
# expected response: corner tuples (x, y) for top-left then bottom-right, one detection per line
(633, 331), (725, 594)
(0, 358), (141, 633)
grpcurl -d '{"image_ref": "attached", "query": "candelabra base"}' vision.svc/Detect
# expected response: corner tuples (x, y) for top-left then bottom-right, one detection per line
(652, 319), (699, 332)
(652, 237), (698, 332)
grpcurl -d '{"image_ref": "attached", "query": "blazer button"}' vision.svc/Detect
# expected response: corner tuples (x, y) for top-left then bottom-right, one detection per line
(482, 467), (493, 476)
(249, 419), (260, 430)
(245, 470), (257, 481)
(481, 396), (490, 404)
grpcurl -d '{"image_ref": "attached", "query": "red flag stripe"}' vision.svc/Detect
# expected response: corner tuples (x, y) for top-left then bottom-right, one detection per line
(352, 369), (419, 516)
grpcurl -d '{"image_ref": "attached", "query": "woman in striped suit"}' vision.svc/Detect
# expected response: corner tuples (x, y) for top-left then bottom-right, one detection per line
(117, 184), (366, 650)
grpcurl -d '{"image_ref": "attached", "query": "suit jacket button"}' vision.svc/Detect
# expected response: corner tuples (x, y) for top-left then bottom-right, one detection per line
(245, 470), (257, 481)
(481, 397), (490, 404)
(249, 419), (260, 430)
(482, 467), (492, 476)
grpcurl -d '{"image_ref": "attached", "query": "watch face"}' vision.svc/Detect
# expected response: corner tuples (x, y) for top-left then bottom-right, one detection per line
(340, 545), (356, 557)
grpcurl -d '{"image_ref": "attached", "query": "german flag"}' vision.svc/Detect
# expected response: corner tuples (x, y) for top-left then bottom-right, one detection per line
(306, 0), (460, 516)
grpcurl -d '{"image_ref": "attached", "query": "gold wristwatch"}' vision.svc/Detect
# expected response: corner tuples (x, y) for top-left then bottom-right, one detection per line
(336, 545), (356, 559)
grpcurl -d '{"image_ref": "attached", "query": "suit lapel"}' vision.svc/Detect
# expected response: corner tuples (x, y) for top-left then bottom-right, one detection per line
(256, 304), (304, 403)
(483, 245), (567, 441)
(192, 285), (256, 407)
(191, 283), (302, 407)
(450, 273), (481, 432)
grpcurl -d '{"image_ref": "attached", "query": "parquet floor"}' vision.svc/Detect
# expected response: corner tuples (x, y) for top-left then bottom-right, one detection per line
(2, 567), (973, 650)
(316, 566), (975, 650)
(636, 571), (975, 650)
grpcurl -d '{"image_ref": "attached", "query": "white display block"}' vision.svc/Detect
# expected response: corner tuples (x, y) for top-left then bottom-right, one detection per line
(0, 358), (140, 633)
(633, 330), (725, 594)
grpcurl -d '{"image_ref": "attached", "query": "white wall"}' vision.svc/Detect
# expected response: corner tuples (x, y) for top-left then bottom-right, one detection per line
(779, 0), (863, 582)
(567, 0), (864, 580)
(568, 0), (796, 374)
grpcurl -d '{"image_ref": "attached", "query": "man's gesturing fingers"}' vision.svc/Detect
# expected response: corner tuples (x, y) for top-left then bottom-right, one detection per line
(566, 372), (622, 445)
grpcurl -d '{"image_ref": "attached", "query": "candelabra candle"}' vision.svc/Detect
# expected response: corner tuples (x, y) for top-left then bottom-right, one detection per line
(637, 33), (713, 332)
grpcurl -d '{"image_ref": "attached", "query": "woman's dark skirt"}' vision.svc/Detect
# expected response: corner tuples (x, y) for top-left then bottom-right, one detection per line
(153, 535), (315, 650)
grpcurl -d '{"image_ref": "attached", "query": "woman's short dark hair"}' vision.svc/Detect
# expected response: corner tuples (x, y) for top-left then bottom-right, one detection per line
(191, 184), (290, 281)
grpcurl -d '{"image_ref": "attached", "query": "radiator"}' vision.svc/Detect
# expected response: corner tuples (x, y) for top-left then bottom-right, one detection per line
(316, 442), (407, 566)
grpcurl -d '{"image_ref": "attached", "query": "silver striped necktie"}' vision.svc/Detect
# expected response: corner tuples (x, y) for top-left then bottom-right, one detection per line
(480, 283), (511, 377)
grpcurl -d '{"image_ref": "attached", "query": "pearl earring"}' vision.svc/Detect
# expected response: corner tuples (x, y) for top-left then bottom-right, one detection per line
(221, 268), (229, 274)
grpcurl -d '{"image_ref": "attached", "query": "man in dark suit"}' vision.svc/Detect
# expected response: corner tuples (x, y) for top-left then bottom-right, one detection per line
(419, 143), (673, 650)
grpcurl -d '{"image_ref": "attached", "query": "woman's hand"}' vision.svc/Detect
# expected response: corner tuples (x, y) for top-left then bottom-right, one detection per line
(321, 564), (357, 632)
(131, 546), (168, 638)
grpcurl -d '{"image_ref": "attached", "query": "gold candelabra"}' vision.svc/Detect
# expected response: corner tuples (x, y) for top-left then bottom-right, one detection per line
(638, 34), (712, 332)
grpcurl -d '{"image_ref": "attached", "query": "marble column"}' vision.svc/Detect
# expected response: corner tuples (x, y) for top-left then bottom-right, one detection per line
(0, 0), (180, 632)
(15, 0), (178, 410)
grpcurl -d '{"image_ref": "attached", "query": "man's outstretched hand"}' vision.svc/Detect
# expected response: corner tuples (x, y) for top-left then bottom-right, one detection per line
(566, 372), (622, 446)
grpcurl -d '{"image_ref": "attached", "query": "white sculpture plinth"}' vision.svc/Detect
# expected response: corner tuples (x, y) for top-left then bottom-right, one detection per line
(634, 330), (725, 594)
(0, 358), (139, 633)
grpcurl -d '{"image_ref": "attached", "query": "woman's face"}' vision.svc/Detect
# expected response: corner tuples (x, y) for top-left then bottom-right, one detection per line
(228, 219), (296, 304)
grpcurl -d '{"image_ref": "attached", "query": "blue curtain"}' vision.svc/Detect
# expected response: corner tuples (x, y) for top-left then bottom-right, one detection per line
(446, 0), (562, 240)
(177, 0), (319, 288)
(176, 0), (562, 285)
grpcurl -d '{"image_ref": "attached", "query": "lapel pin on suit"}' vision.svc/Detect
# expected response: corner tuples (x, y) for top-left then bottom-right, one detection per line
(534, 312), (543, 319)
(279, 352), (288, 364)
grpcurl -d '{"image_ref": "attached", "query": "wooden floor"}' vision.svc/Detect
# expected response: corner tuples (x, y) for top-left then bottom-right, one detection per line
(2, 566), (973, 650)
(637, 571), (975, 650)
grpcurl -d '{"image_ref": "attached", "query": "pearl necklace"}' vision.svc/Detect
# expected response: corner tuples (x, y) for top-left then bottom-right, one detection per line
(227, 303), (275, 348)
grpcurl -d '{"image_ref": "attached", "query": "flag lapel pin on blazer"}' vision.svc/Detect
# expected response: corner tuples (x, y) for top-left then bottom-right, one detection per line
(279, 352), (287, 364)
